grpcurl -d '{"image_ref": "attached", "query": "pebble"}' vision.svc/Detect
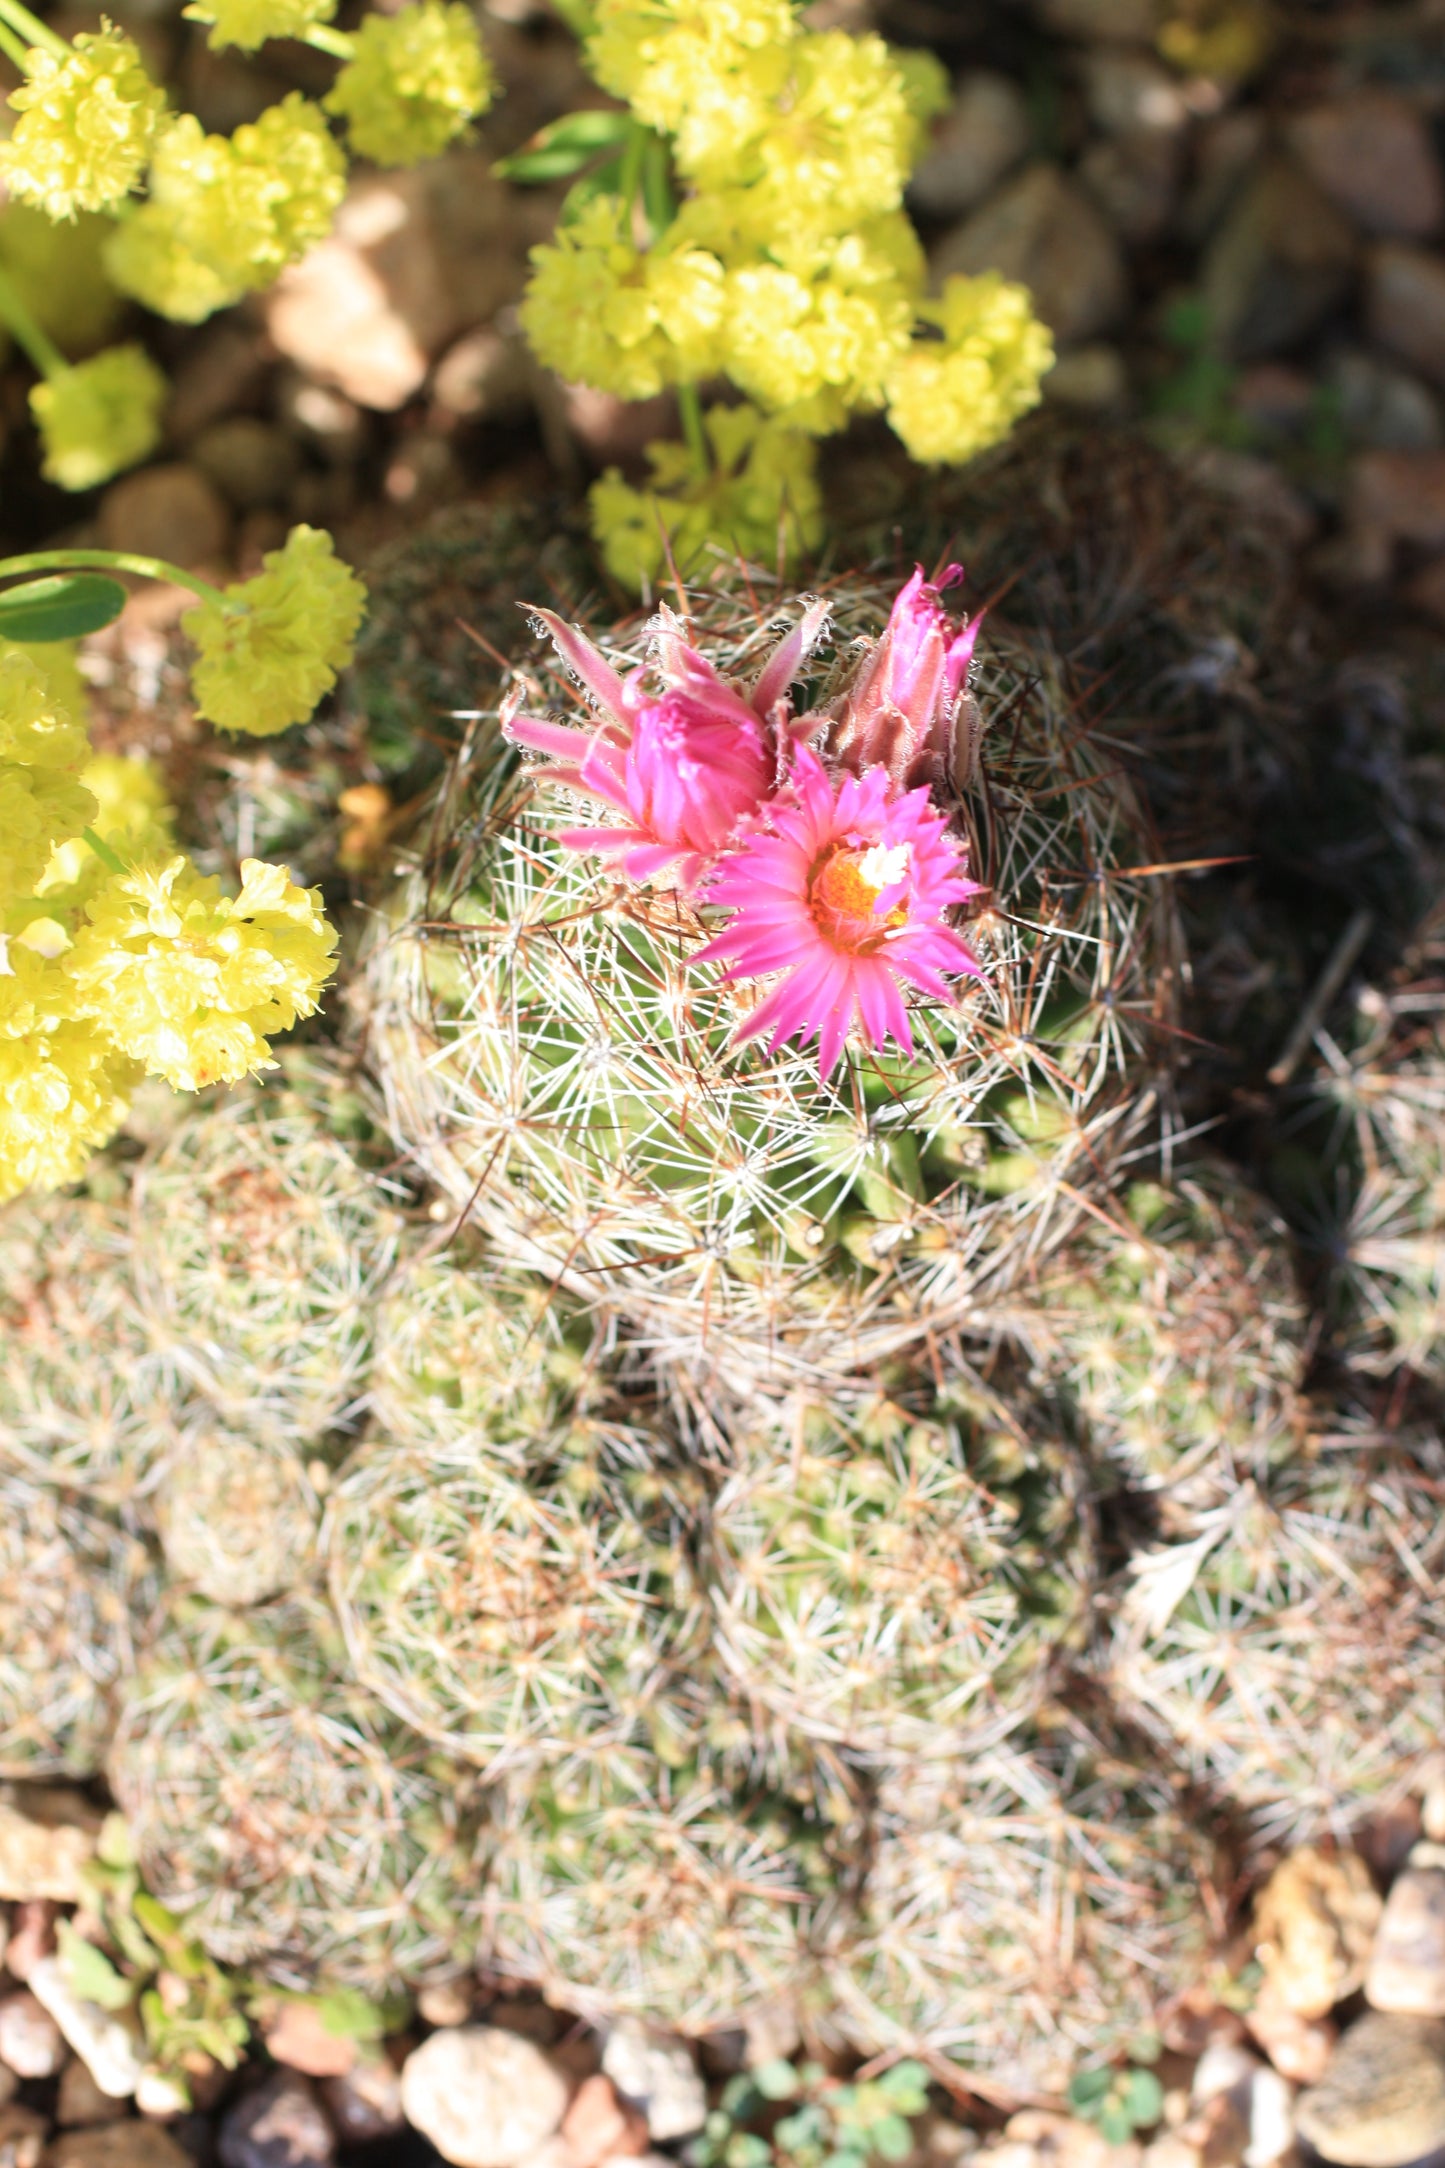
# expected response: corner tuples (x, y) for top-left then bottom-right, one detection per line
(0, 1992), (63, 2079)
(600, 2022), (706, 2144)
(1003, 2109), (1143, 2168)
(1286, 89), (1444, 240)
(1366, 1844), (1445, 2015)
(1331, 349), (1442, 452)
(907, 72), (1031, 219)
(932, 163), (1128, 345)
(1368, 241), (1445, 387)
(45, 2127), (193, 2168)
(1246, 1980), (1336, 2085)
(1080, 130), (1182, 245)
(1252, 1846), (1382, 2019)
(261, 2001), (357, 2080)
(218, 2071), (336, 2168)
(1201, 154), (1357, 360)
(27, 1957), (144, 2100)
(134, 2069), (192, 2119)
(1083, 50), (1190, 137)
(417, 1982), (474, 2028)
(58, 2056), (128, 2128)
(190, 418), (299, 513)
(400, 2027), (571, 2168)
(98, 464), (231, 573)
(432, 324), (534, 425)
(1189, 2042), (1295, 2168)
(0, 1806), (94, 1905)
(1296, 2011), (1445, 2166)
(561, 2075), (649, 2168)
(167, 323), (273, 445)
(1405, 553), (1445, 621)
(0, 2105), (46, 2168)
(1042, 344), (1129, 410)
(1348, 448), (1445, 579)
(318, 2055), (406, 2146)
(4, 1903), (55, 1982)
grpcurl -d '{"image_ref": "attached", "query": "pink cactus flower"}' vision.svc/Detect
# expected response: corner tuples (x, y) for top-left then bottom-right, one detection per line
(822, 564), (982, 797)
(693, 747), (985, 1078)
(506, 601), (830, 890)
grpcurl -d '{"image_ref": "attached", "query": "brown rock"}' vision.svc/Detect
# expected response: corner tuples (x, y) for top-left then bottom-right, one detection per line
(432, 325), (533, 424)
(4, 1904), (56, 1983)
(1043, 344), (1129, 410)
(1246, 1979), (1336, 2085)
(167, 324), (272, 444)
(190, 418), (299, 513)
(1296, 2011), (1445, 2166)
(44, 2128), (191, 2168)
(1287, 90), (1444, 240)
(56, 2060), (127, 2130)
(1182, 111), (1269, 244)
(561, 2078), (650, 2168)
(318, 2057), (405, 2146)
(0, 2104), (46, 2168)
(1083, 50), (1190, 137)
(1202, 154), (1357, 360)
(908, 72), (1031, 219)
(218, 2072), (335, 2168)
(0, 1994), (63, 2079)
(1406, 553), (1445, 621)
(1253, 1845), (1382, 2019)
(932, 163), (1128, 345)
(98, 465), (231, 572)
(1331, 350), (1442, 453)
(262, 2002), (357, 2081)
(1366, 1846), (1445, 2014)
(416, 1982), (473, 2029)
(1349, 449), (1445, 561)
(1079, 130), (1182, 244)
(0, 1807), (95, 1905)
(1368, 241), (1445, 387)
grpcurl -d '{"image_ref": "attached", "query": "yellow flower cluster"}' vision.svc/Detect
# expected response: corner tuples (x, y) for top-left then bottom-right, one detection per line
(29, 344), (169, 492)
(325, 1), (495, 167)
(182, 525), (368, 737)
(104, 95), (346, 323)
(885, 273), (1056, 467)
(590, 402), (822, 590)
(587, 0), (796, 185)
(0, 23), (166, 221)
(0, 650), (96, 919)
(0, 947), (138, 1203)
(184, 0), (338, 54)
(521, 197), (726, 401)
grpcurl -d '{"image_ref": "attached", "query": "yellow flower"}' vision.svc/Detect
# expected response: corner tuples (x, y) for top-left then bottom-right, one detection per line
(588, 0), (796, 182)
(0, 23), (166, 220)
(734, 31), (921, 230)
(590, 403), (821, 591)
(183, 0), (338, 54)
(325, 2), (495, 166)
(885, 272), (1054, 466)
(29, 345), (168, 492)
(891, 46), (952, 156)
(719, 214), (922, 424)
(0, 948), (136, 1203)
(39, 753), (176, 919)
(521, 197), (726, 401)
(103, 96), (346, 323)
(182, 525), (367, 737)
(0, 649), (95, 917)
(0, 205), (127, 355)
(66, 854), (338, 1091)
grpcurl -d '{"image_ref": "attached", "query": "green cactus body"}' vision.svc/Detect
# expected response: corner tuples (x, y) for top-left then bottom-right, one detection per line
(1104, 1447), (1445, 1846)
(363, 578), (1181, 1398)
(707, 1394), (1088, 1758)
(108, 1592), (488, 1990)
(155, 1420), (319, 1606)
(1037, 1164), (1307, 1495)
(831, 1729), (1212, 2097)
(0, 1474), (152, 1778)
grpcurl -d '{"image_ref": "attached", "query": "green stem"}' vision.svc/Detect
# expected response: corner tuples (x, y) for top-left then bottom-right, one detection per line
(618, 117), (646, 220)
(0, 263), (66, 379)
(0, 15), (30, 70)
(302, 22), (354, 59)
(676, 382), (709, 476)
(82, 827), (127, 876)
(640, 131), (675, 238)
(0, 548), (231, 609)
(0, 0), (67, 59)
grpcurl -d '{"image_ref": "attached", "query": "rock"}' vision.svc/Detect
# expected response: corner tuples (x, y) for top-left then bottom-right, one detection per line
(561, 2076), (649, 2168)
(27, 1959), (143, 2100)
(1366, 1845), (1445, 2014)
(0, 2105), (46, 2168)
(1201, 154), (1357, 360)
(1286, 90), (1444, 240)
(1406, 553), (1445, 621)
(1347, 448), (1445, 578)
(318, 2057), (405, 2147)
(1232, 362), (1315, 437)
(1042, 344), (1129, 409)
(0, 1993), (63, 2079)
(133, 2071), (191, 2120)
(1080, 130), (1182, 244)
(190, 418), (299, 513)
(432, 324), (534, 424)
(1252, 1846), (1382, 2019)
(1038, 0), (1157, 38)
(1246, 1980), (1336, 2085)
(1083, 50), (1190, 137)
(1189, 2042), (1295, 2168)
(601, 2023), (705, 2145)
(218, 2072), (335, 2168)
(97, 465), (231, 573)
(56, 2059), (127, 2129)
(400, 2028), (570, 2168)
(0, 1807), (94, 1904)
(262, 2002), (357, 2080)
(932, 164), (1128, 345)
(416, 1982), (474, 2029)
(1140, 2142), (1200, 2168)
(1182, 112), (1269, 244)
(45, 2127), (193, 2168)
(167, 324), (272, 444)
(1003, 2110), (1142, 2168)
(1296, 2012), (1445, 2166)
(0, 2072), (14, 2115)
(1368, 242), (1445, 387)
(908, 72), (1031, 219)
(4, 1904), (56, 1982)
(1330, 349), (1442, 451)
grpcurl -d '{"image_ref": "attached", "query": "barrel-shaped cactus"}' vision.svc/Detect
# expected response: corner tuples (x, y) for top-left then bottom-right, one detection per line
(155, 1419), (320, 1606)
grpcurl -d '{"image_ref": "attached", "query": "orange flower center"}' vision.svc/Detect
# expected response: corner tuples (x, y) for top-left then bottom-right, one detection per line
(810, 840), (911, 950)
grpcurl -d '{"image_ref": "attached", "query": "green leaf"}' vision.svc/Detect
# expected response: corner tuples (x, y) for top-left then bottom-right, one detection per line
(1097, 2109), (1133, 2147)
(877, 2063), (930, 2105)
(871, 2114), (915, 2161)
(56, 1922), (134, 2012)
(547, 0), (595, 32)
(314, 1987), (387, 2041)
(0, 573), (126, 642)
(97, 1812), (136, 1870)
(1122, 2069), (1164, 2125)
(494, 107), (629, 181)
(1067, 2068), (1114, 2111)
(725, 2135), (772, 2168)
(753, 2059), (802, 2102)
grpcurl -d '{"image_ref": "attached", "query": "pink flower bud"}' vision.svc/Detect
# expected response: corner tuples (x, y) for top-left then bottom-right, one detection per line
(822, 565), (982, 798)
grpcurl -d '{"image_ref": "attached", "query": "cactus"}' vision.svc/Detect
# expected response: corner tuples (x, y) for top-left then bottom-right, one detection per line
(706, 1388), (1089, 1759)
(363, 570), (1182, 1402)
(830, 1720), (1215, 2099)
(155, 1419), (319, 1606)
(0, 1472), (152, 1779)
(1102, 1441), (1445, 1848)
(108, 1590), (487, 1991)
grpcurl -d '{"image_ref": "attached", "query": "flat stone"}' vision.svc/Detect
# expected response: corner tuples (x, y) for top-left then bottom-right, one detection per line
(97, 465), (231, 573)
(218, 2072), (335, 2168)
(401, 2029), (570, 2168)
(44, 2128), (191, 2167)
(319, 2057), (405, 2146)
(1286, 90), (1444, 239)
(1368, 1850), (1445, 2014)
(601, 2022), (705, 2145)
(1202, 154), (1357, 360)
(932, 163), (1128, 345)
(1253, 1847), (1382, 2019)
(908, 72), (1031, 219)
(1368, 242), (1445, 387)
(1296, 2012), (1445, 2166)
(0, 1994), (63, 2079)
(0, 1807), (94, 1904)
(27, 1960), (143, 2101)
